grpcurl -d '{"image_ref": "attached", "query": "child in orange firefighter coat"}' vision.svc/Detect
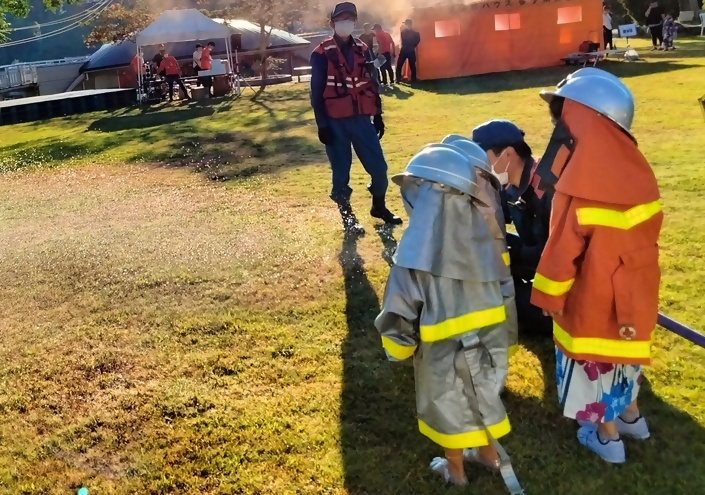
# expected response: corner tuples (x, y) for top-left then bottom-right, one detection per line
(530, 68), (663, 464)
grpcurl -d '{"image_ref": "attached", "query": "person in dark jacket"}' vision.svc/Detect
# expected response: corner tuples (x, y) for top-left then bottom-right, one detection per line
(359, 23), (375, 51)
(396, 19), (420, 83)
(473, 119), (554, 335)
(645, 1), (664, 50)
(309, 2), (402, 235)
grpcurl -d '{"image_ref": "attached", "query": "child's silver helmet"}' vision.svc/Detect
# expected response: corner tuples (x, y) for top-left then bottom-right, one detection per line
(540, 68), (635, 137)
(392, 143), (482, 202)
(440, 134), (499, 189)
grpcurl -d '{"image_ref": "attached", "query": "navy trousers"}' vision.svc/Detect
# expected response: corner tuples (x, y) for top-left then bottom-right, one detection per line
(325, 115), (389, 205)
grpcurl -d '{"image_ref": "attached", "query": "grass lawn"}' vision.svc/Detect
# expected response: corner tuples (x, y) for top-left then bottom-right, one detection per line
(0, 37), (704, 495)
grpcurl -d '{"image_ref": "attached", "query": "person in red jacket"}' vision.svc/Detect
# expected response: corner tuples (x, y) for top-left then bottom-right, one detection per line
(531, 68), (662, 464)
(158, 52), (190, 102)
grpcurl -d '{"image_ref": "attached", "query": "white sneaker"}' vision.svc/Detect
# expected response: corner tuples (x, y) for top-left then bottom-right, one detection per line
(617, 416), (650, 440)
(577, 426), (626, 463)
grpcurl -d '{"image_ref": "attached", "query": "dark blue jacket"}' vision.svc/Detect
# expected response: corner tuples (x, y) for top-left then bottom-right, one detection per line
(310, 35), (380, 128)
(502, 180), (553, 274)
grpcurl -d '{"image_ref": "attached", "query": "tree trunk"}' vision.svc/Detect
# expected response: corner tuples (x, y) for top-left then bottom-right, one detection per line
(252, 23), (274, 100)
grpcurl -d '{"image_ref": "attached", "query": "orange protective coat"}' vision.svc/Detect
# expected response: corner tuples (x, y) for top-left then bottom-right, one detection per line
(530, 100), (663, 365)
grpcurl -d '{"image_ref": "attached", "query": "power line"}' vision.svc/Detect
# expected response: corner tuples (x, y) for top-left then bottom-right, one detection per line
(0, 0), (112, 47)
(7, 0), (111, 32)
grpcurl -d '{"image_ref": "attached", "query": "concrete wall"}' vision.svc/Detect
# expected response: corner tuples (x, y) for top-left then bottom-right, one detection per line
(36, 63), (85, 95)
(80, 71), (120, 91)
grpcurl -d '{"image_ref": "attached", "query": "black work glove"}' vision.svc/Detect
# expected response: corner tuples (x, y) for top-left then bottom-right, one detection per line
(373, 114), (385, 140)
(318, 126), (334, 145)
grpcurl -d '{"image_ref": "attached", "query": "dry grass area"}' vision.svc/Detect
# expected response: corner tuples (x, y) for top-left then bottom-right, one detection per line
(0, 37), (704, 495)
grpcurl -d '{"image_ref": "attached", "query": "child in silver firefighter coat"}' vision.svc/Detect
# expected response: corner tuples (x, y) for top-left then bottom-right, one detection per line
(375, 143), (524, 493)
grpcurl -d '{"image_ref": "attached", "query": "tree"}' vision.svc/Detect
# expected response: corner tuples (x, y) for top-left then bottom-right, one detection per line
(0, 0), (80, 42)
(83, 0), (158, 45)
(227, 0), (313, 99)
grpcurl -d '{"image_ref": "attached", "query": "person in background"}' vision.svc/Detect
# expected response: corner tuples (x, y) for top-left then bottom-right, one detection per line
(376, 143), (523, 493)
(532, 69), (661, 464)
(374, 23), (395, 88)
(158, 52), (191, 102)
(645, 1), (664, 50)
(193, 43), (203, 72)
(200, 41), (216, 97)
(661, 12), (677, 50)
(309, 1), (401, 235)
(152, 44), (166, 77)
(472, 119), (554, 336)
(131, 53), (149, 94)
(397, 18), (421, 83)
(603, 5), (614, 50)
(192, 43), (203, 87)
(359, 23), (375, 52)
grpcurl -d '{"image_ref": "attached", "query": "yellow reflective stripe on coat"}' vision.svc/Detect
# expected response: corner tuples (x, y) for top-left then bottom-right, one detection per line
(502, 252), (510, 266)
(381, 336), (417, 360)
(553, 322), (652, 360)
(533, 273), (574, 297)
(419, 306), (506, 343)
(418, 416), (511, 449)
(576, 200), (661, 230)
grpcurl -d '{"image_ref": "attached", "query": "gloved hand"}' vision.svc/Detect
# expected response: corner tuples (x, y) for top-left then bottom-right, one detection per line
(373, 114), (385, 140)
(318, 126), (334, 145)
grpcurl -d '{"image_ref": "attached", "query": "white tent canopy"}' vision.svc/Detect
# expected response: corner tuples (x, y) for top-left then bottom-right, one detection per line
(135, 9), (238, 102)
(136, 9), (231, 46)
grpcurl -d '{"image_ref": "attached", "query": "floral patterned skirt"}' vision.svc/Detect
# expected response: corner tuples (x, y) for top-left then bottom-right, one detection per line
(555, 346), (643, 423)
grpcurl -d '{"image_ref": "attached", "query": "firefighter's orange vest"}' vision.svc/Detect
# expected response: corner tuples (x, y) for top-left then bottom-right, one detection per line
(314, 37), (378, 119)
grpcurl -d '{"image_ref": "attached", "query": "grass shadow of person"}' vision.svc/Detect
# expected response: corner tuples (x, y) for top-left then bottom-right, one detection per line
(338, 228), (429, 494)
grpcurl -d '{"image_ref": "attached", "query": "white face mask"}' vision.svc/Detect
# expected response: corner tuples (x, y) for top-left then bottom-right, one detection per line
(334, 20), (356, 38)
(492, 151), (510, 186)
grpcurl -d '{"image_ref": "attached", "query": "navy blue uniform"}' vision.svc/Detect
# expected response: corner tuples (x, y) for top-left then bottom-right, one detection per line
(502, 176), (553, 334)
(310, 35), (388, 206)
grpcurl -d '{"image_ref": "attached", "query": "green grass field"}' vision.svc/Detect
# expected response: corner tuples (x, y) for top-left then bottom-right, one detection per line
(0, 38), (704, 495)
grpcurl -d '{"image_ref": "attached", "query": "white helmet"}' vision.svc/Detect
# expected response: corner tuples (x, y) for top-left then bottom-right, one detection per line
(392, 143), (482, 202)
(439, 134), (499, 188)
(540, 68), (635, 137)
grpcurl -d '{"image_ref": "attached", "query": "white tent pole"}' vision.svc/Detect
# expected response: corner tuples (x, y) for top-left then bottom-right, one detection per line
(137, 45), (142, 103)
(225, 35), (233, 91)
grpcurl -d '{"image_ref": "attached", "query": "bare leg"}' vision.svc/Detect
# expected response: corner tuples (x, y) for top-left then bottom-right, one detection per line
(478, 444), (500, 464)
(445, 449), (467, 483)
(597, 420), (619, 441)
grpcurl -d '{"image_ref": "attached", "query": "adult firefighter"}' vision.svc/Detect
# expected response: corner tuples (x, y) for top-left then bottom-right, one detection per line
(310, 1), (402, 235)
(471, 120), (553, 336)
(375, 143), (523, 494)
(440, 134), (519, 360)
(531, 68), (662, 464)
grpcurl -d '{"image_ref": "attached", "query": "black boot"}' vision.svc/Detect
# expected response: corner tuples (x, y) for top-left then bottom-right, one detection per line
(338, 202), (365, 235)
(370, 196), (403, 225)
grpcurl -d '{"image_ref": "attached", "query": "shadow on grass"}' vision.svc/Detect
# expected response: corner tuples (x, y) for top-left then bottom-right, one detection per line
(155, 132), (322, 182)
(419, 60), (699, 96)
(87, 107), (216, 132)
(338, 227), (705, 494)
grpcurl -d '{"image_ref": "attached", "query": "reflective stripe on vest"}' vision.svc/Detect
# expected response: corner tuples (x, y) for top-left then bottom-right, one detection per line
(419, 305), (506, 343)
(502, 252), (510, 266)
(317, 38), (376, 118)
(576, 200), (661, 230)
(533, 273), (574, 297)
(554, 321), (652, 360)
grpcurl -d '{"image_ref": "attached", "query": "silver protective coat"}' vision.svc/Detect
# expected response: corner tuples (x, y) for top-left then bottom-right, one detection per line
(375, 181), (511, 448)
